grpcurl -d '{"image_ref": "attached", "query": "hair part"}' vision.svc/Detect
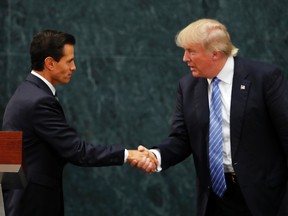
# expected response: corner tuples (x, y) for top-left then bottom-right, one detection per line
(175, 19), (238, 57)
(30, 30), (76, 71)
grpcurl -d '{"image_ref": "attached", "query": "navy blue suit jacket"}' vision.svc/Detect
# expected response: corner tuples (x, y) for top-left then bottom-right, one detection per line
(2, 74), (125, 216)
(158, 57), (288, 216)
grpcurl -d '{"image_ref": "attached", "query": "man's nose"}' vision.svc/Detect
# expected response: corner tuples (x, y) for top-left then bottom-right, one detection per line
(71, 63), (76, 71)
(183, 51), (189, 62)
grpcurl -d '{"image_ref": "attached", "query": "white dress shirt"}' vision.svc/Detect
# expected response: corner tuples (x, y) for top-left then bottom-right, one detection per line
(152, 56), (235, 172)
(207, 56), (234, 172)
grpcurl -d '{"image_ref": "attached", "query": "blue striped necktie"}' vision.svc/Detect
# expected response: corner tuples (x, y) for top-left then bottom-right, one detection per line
(209, 77), (226, 197)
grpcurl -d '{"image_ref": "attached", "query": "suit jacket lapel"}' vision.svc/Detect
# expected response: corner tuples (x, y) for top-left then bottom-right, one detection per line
(193, 78), (210, 161)
(230, 57), (251, 158)
(195, 78), (209, 122)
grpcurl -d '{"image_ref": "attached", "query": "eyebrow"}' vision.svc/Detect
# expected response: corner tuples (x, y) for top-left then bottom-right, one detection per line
(67, 57), (74, 62)
(186, 48), (196, 52)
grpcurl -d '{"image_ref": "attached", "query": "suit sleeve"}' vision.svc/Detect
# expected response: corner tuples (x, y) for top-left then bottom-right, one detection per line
(158, 81), (192, 170)
(32, 96), (125, 167)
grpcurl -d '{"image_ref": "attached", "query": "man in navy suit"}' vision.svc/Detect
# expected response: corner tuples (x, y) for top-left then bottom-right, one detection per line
(2, 30), (156, 216)
(134, 19), (288, 216)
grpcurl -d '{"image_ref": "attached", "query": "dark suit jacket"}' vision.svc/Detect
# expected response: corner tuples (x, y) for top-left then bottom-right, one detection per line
(158, 57), (288, 216)
(2, 74), (125, 216)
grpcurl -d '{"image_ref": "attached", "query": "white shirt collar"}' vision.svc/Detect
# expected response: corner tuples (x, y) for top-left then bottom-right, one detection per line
(207, 56), (234, 85)
(31, 71), (56, 96)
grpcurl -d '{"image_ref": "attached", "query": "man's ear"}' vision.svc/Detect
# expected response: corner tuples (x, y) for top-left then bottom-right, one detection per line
(44, 57), (55, 70)
(212, 51), (222, 61)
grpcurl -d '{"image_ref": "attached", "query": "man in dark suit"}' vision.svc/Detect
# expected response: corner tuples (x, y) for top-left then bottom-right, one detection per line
(134, 19), (288, 216)
(2, 30), (156, 216)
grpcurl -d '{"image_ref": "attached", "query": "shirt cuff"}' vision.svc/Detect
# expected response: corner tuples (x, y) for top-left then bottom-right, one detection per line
(149, 149), (162, 172)
(124, 149), (128, 163)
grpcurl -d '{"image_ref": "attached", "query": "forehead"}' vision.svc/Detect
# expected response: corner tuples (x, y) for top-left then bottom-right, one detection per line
(184, 43), (205, 51)
(62, 44), (74, 56)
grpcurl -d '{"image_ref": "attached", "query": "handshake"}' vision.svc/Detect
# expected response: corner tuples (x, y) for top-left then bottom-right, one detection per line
(127, 145), (158, 174)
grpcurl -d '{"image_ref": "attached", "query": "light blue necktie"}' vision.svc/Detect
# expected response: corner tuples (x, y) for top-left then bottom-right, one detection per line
(209, 77), (226, 197)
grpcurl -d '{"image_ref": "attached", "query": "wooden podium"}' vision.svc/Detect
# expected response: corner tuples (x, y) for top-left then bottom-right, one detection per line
(0, 132), (26, 216)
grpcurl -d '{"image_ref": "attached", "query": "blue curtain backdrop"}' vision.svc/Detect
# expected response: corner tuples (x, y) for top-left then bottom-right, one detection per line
(1, 0), (287, 215)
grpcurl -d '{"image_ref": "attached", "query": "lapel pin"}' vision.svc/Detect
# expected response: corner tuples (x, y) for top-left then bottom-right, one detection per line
(240, 85), (246, 90)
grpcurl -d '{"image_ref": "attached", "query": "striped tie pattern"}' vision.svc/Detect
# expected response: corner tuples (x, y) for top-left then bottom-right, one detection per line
(209, 77), (226, 197)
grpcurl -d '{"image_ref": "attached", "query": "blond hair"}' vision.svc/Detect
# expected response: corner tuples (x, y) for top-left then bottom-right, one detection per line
(175, 19), (238, 56)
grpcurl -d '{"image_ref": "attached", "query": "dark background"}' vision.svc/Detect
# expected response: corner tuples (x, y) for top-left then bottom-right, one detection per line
(1, 0), (288, 215)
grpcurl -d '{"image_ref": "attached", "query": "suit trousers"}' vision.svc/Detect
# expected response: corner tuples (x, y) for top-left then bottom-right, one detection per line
(205, 173), (253, 216)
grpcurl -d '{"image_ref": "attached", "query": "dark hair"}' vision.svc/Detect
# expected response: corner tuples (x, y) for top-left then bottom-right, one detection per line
(30, 30), (76, 71)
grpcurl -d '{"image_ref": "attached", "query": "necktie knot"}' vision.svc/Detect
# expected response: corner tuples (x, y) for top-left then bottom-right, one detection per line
(212, 77), (220, 85)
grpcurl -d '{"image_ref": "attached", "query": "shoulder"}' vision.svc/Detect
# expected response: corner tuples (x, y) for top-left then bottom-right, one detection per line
(235, 56), (282, 76)
(234, 56), (287, 92)
(178, 73), (207, 90)
(18, 80), (53, 99)
(178, 73), (202, 84)
(7, 80), (57, 114)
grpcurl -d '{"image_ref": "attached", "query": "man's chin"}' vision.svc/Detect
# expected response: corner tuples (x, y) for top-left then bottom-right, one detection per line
(63, 79), (71, 84)
(191, 71), (200, 77)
